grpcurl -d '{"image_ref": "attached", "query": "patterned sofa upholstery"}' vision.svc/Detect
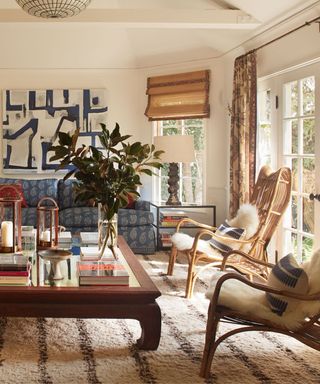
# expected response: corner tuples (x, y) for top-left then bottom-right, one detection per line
(0, 177), (156, 254)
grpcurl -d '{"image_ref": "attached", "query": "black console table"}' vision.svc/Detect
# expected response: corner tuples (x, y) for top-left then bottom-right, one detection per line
(150, 202), (216, 251)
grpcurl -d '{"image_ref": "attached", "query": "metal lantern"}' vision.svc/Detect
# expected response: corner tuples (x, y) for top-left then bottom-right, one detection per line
(0, 192), (22, 253)
(37, 197), (59, 250)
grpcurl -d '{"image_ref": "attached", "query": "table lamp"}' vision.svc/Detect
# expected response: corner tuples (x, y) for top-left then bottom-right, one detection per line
(154, 135), (195, 205)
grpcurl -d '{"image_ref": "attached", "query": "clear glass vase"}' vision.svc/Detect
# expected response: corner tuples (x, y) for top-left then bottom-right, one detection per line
(97, 203), (118, 259)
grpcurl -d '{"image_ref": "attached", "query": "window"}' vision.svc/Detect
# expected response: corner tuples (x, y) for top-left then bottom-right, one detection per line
(282, 76), (315, 262)
(257, 67), (319, 262)
(154, 119), (205, 204)
(256, 89), (272, 173)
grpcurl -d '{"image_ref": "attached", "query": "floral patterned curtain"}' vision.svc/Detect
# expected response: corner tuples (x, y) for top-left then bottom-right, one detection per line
(229, 51), (257, 217)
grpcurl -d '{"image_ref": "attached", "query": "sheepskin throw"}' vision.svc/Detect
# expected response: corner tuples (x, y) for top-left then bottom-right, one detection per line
(206, 249), (320, 330)
(171, 203), (259, 257)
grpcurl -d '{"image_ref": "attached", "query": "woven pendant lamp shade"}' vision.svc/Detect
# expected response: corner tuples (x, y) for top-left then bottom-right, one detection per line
(16, 0), (91, 19)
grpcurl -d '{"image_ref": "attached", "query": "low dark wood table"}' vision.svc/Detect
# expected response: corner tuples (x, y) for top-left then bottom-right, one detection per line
(0, 236), (162, 350)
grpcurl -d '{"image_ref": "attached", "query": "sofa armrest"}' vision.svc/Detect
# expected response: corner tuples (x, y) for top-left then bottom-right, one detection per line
(135, 200), (150, 211)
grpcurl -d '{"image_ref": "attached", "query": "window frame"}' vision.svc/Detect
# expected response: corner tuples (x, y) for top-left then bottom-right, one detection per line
(152, 119), (207, 204)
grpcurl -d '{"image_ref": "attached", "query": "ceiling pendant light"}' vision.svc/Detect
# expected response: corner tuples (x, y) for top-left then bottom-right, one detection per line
(16, 0), (92, 19)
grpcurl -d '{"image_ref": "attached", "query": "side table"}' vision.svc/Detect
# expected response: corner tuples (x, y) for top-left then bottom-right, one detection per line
(150, 202), (216, 251)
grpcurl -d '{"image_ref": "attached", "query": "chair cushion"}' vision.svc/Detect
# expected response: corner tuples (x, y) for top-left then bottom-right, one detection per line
(0, 183), (28, 207)
(266, 254), (309, 316)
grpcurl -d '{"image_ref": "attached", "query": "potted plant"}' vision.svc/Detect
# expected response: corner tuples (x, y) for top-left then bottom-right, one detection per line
(50, 123), (163, 258)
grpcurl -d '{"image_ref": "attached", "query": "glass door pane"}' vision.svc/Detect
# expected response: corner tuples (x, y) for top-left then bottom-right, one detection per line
(282, 76), (316, 262)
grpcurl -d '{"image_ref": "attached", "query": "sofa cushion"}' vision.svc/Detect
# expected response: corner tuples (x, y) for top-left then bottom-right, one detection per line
(0, 178), (58, 207)
(58, 179), (89, 210)
(118, 209), (153, 227)
(22, 207), (37, 227)
(59, 207), (98, 228)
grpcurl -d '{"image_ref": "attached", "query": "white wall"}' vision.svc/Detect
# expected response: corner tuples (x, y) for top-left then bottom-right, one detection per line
(0, 68), (145, 178)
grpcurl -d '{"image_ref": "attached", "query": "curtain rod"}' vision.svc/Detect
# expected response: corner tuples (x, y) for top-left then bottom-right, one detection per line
(252, 15), (320, 53)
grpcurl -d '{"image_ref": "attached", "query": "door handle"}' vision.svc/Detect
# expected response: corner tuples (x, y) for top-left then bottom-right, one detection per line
(309, 193), (320, 201)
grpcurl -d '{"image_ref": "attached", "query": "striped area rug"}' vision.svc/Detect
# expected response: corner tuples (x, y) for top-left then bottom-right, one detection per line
(0, 252), (319, 384)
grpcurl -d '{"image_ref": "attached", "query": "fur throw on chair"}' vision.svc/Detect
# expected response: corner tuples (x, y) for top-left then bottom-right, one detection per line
(206, 249), (320, 330)
(171, 204), (259, 256)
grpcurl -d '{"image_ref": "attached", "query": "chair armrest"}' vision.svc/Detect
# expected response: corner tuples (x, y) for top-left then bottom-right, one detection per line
(221, 250), (275, 270)
(135, 200), (150, 211)
(208, 231), (259, 246)
(176, 218), (216, 232)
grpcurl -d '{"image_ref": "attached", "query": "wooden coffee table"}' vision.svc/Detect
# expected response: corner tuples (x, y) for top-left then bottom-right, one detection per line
(0, 236), (161, 350)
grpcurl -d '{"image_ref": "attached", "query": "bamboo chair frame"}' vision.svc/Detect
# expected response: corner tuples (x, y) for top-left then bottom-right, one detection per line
(200, 250), (320, 379)
(167, 165), (292, 298)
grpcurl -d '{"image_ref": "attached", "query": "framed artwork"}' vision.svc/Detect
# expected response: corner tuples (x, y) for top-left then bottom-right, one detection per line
(2, 89), (108, 173)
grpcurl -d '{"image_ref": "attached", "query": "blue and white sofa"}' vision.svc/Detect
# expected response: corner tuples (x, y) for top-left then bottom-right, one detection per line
(0, 177), (156, 254)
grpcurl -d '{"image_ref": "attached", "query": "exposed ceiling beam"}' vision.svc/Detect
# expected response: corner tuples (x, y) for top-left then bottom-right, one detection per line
(0, 9), (260, 29)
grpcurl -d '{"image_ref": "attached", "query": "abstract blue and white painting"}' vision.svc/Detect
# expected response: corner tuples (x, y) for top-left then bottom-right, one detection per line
(2, 89), (108, 173)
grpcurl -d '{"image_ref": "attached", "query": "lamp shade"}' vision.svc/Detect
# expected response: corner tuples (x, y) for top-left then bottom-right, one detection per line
(154, 135), (195, 163)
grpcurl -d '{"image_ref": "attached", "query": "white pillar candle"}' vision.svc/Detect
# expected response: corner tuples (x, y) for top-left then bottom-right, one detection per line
(1, 221), (13, 247)
(41, 230), (51, 242)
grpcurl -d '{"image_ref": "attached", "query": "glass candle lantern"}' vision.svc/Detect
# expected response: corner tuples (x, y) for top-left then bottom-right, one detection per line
(0, 195), (22, 253)
(37, 197), (59, 250)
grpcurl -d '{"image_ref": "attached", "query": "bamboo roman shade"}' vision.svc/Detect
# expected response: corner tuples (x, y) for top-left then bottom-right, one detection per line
(145, 70), (210, 121)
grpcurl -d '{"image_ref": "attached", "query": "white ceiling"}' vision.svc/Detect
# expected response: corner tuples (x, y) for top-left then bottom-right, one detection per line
(0, 0), (317, 69)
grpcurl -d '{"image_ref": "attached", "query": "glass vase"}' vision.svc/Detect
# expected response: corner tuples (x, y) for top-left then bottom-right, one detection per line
(98, 203), (118, 259)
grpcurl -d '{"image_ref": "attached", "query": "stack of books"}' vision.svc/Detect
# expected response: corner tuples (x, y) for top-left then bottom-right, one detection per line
(78, 260), (129, 286)
(58, 231), (72, 243)
(160, 210), (189, 227)
(80, 246), (114, 261)
(80, 232), (98, 246)
(0, 254), (31, 286)
(160, 232), (172, 247)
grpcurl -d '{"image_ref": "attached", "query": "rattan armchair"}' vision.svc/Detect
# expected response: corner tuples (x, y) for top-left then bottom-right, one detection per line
(167, 165), (292, 298)
(200, 250), (320, 378)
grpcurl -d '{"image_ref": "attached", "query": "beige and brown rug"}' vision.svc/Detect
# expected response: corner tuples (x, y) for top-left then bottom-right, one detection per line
(0, 252), (319, 384)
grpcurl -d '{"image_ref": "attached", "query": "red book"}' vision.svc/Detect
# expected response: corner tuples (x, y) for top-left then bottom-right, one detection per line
(0, 270), (29, 276)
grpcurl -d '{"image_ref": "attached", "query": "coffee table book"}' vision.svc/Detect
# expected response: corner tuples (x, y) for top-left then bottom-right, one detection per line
(78, 260), (129, 286)
(58, 231), (72, 243)
(0, 255), (31, 285)
(0, 254), (30, 270)
(80, 232), (98, 246)
(80, 246), (115, 261)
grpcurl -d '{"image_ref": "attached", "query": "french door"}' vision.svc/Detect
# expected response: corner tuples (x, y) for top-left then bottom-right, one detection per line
(258, 63), (320, 262)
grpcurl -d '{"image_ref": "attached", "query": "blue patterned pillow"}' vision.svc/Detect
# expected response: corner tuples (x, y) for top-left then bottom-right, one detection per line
(209, 221), (245, 253)
(266, 254), (309, 316)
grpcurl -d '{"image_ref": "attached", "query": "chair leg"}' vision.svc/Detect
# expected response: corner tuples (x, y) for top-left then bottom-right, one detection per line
(185, 258), (197, 298)
(167, 245), (178, 275)
(200, 306), (220, 378)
